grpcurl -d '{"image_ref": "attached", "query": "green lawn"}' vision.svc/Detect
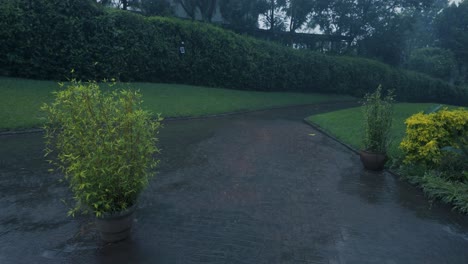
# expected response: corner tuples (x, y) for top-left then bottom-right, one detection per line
(0, 77), (354, 130)
(307, 103), (464, 158)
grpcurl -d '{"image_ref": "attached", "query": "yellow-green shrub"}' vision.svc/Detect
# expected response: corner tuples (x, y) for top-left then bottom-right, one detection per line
(42, 81), (162, 217)
(400, 108), (468, 166)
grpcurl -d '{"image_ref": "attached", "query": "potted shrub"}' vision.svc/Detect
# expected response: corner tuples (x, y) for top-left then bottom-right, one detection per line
(42, 81), (162, 242)
(360, 86), (394, 171)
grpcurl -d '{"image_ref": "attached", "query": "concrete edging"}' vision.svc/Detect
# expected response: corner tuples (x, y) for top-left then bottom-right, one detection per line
(0, 128), (44, 136)
(303, 118), (401, 177)
(303, 118), (359, 155)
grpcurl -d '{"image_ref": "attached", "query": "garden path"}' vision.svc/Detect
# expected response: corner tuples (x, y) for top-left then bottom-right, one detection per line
(0, 102), (467, 263)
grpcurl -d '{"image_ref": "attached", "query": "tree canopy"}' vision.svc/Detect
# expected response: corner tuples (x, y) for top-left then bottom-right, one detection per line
(436, 0), (468, 82)
(219, 0), (266, 28)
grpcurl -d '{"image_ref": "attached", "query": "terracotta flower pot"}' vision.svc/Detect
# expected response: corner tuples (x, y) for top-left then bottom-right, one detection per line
(359, 150), (387, 171)
(95, 205), (136, 242)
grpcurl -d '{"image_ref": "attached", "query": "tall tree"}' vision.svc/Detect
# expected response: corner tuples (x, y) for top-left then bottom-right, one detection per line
(358, 14), (415, 65)
(393, 0), (448, 66)
(263, 0), (287, 31)
(311, 0), (434, 39)
(96, 0), (113, 6)
(197, 0), (217, 22)
(119, 0), (140, 10)
(175, 0), (197, 20)
(140, 0), (173, 16)
(436, 0), (468, 82)
(219, 0), (268, 28)
(303, 0), (435, 58)
(175, 0), (218, 22)
(95, 0), (139, 10)
(285, 0), (315, 32)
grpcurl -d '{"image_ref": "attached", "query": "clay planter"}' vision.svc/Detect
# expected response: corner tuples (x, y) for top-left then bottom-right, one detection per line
(359, 150), (387, 171)
(95, 205), (136, 242)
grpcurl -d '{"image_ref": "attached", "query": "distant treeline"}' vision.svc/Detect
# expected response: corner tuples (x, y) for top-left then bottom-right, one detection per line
(0, 0), (467, 105)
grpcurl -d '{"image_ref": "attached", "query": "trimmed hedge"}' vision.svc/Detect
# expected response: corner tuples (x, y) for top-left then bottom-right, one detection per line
(1, 0), (467, 105)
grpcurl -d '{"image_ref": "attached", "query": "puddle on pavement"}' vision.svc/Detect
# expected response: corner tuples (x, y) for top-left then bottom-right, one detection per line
(1, 102), (467, 263)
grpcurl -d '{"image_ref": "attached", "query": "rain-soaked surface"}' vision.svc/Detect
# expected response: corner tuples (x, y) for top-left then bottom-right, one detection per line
(1, 102), (467, 264)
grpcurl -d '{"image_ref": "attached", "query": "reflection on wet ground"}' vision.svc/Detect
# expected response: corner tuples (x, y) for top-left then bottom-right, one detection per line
(1, 102), (467, 263)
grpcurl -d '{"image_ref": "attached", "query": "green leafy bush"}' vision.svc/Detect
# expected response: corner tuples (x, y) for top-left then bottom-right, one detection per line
(418, 171), (468, 213)
(441, 134), (468, 182)
(362, 86), (394, 153)
(398, 108), (468, 214)
(1, 0), (468, 105)
(42, 81), (162, 217)
(407, 48), (458, 82)
(399, 164), (468, 214)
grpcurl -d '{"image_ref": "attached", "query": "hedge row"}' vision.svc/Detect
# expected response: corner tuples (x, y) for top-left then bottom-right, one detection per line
(1, 0), (467, 105)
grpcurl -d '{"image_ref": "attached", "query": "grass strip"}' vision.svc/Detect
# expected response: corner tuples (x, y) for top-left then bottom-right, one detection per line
(0, 77), (354, 130)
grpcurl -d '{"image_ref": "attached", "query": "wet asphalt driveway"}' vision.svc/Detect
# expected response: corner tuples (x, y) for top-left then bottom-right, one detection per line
(1, 102), (467, 264)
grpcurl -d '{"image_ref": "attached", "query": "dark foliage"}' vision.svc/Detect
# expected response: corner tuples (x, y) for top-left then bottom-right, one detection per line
(436, 1), (468, 84)
(1, 0), (467, 105)
(407, 48), (458, 82)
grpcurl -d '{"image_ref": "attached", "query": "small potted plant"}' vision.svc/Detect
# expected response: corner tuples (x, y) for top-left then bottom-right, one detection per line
(360, 85), (394, 171)
(42, 81), (162, 242)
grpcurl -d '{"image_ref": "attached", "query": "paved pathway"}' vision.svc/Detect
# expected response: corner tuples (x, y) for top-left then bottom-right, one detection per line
(0, 103), (467, 264)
